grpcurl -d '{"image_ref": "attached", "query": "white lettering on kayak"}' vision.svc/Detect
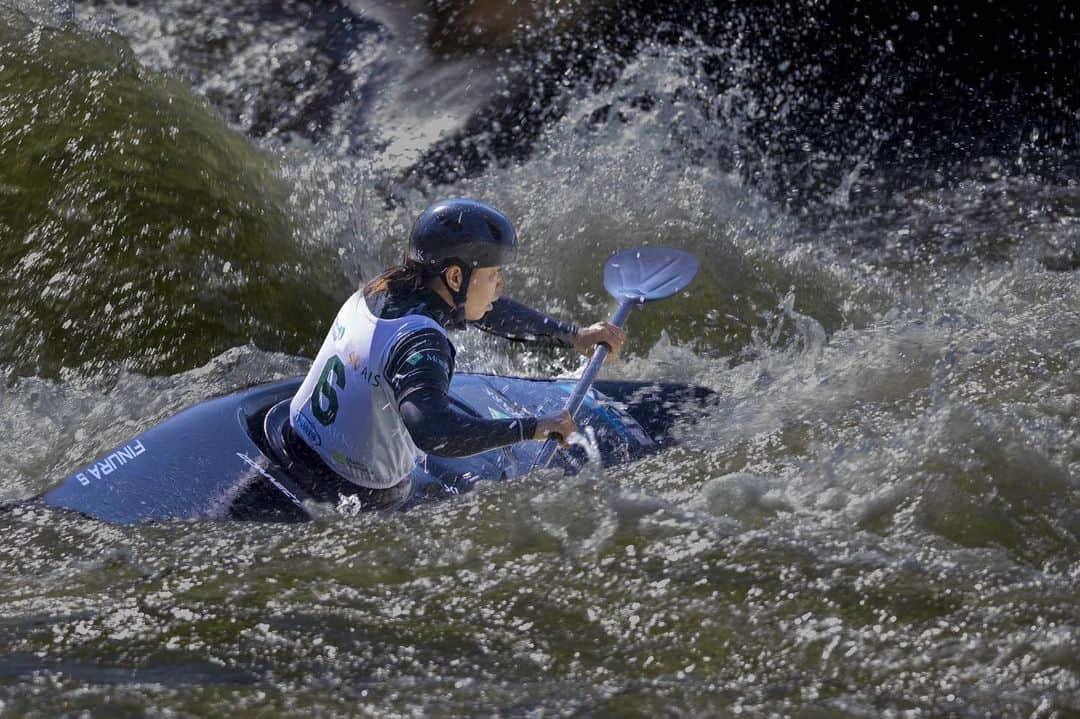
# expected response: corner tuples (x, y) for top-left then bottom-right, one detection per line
(235, 452), (304, 508)
(76, 440), (146, 486)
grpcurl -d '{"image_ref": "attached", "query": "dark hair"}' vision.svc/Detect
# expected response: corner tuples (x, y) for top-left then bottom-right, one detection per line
(363, 257), (427, 298)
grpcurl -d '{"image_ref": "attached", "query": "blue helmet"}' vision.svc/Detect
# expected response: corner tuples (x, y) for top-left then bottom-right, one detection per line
(408, 198), (518, 272)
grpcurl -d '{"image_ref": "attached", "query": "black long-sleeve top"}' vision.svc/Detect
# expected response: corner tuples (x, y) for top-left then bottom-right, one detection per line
(368, 289), (578, 457)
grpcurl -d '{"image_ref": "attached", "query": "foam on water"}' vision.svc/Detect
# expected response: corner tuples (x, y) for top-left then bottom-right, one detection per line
(1, 5), (1077, 717)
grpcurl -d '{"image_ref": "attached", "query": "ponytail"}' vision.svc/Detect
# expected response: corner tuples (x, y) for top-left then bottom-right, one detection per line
(363, 258), (426, 298)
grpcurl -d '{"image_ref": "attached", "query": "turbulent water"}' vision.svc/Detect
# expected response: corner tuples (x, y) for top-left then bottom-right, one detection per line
(1, 1), (1078, 716)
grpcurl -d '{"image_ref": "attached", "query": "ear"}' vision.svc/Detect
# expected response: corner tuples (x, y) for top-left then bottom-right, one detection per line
(443, 265), (463, 292)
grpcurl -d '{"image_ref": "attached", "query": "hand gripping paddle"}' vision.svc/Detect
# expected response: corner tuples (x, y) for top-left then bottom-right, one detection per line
(532, 247), (699, 470)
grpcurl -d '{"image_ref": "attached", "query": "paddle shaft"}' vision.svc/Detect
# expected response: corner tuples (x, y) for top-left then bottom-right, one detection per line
(532, 297), (639, 469)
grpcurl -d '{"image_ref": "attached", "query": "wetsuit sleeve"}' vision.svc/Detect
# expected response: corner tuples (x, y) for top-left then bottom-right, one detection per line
(399, 389), (538, 457)
(385, 329), (539, 456)
(384, 329), (456, 402)
(470, 297), (578, 347)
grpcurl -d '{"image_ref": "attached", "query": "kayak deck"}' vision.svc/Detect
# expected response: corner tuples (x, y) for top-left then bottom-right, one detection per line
(42, 374), (712, 523)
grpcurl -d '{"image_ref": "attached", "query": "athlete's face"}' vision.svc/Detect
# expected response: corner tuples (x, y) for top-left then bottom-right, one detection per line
(464, 265), (504, 320)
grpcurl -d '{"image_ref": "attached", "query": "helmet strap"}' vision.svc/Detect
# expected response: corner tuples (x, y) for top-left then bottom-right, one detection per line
(439, 262), (472, 329)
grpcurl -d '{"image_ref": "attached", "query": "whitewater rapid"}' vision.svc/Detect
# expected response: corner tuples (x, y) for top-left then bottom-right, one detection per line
(1, 2), (1077, 716)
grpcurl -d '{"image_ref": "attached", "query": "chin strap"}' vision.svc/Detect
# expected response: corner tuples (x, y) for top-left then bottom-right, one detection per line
(439, 262), (472, 330)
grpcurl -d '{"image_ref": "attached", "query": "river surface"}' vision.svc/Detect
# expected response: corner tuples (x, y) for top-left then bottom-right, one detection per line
(1, 1), (1078, 717)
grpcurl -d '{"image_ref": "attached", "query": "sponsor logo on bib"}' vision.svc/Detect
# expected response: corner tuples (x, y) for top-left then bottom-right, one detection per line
(293, 412), (322, 446)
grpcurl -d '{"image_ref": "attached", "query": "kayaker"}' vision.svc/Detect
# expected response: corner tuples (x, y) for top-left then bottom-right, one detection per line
(283, 198), (626, 509)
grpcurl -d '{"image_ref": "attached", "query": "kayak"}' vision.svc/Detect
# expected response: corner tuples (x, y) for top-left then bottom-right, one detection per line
(42, 373), (712, 523)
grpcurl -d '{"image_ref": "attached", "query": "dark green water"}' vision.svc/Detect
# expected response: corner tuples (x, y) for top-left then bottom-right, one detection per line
(0, 7), (349, 378)
(1, 3), (1077, 717)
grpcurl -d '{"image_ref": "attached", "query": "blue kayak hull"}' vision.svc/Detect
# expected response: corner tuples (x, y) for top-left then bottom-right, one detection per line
(43, 373), (710, 523)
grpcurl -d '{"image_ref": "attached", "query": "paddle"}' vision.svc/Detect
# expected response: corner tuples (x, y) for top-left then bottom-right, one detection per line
(532, 247), (700, 470)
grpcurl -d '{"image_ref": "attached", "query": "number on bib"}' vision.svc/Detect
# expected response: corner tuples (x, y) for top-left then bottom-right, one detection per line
(312, 355), (346, 426)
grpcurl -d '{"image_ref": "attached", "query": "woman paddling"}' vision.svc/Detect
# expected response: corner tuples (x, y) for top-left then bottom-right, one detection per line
(280, 198), (626, 509)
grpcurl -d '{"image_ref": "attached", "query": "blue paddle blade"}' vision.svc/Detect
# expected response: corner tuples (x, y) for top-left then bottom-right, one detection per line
(603, 247), (700, 303)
